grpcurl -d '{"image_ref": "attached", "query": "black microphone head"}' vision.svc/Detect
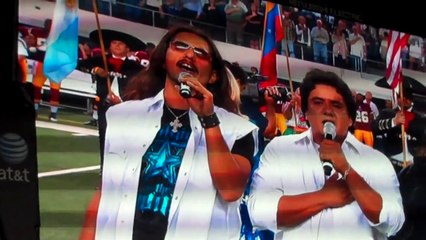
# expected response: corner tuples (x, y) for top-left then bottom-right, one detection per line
(178, 72), (192, 98)
(323, 121), (336, 140)
(322, 161), (334, 177)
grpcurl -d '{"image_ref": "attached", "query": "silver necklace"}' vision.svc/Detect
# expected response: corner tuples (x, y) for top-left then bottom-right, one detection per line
(165, 105), (189, 133)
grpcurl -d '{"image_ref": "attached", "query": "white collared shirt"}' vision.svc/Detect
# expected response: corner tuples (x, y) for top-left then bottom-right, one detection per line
(363, 99), (379, 119)
(95, 90), (258, 240)
(248, 129), (404, 240)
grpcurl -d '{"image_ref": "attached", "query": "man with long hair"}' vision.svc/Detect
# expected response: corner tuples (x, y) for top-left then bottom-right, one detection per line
(95, 25), (258, 240)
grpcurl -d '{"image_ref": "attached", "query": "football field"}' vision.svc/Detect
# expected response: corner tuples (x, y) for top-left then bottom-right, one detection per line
(37, 121), (100, 240)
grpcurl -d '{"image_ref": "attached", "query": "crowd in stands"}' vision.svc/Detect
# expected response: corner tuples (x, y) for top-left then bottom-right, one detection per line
(79, 0), (426, 73)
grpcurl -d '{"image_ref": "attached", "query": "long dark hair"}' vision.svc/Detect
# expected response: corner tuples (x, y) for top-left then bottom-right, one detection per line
(123, 25), (237, 113)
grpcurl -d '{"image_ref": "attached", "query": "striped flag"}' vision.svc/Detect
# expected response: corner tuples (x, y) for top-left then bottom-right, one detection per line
(43, 0), (79, 84)
(385, 31), (409, 89)
(259, 2), (284, 89)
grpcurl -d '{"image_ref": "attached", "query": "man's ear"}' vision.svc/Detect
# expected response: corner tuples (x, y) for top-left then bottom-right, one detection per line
(348, 118), (353, 127)
(208, 70), (218, 84)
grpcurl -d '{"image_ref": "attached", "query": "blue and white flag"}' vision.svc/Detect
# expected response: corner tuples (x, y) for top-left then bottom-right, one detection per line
(43, 0), (79, 83)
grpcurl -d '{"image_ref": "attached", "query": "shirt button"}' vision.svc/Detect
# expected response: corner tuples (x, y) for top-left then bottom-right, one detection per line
(142, 144), (146, 148)
(184, 172), (187, 176)
(195, 126), (198, 130)
(175, 196), (178, 200)
(155, 125), (159, 128)
(121, 220), (125, 224)
(124, 194), (128, 198)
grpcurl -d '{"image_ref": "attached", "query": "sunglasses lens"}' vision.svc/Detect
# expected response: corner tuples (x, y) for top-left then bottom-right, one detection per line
(173, 41), (189, 50)
(194, 49), (210, 60)
(171, 41), (211, 60)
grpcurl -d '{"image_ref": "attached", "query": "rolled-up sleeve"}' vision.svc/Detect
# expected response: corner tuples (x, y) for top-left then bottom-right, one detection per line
(248, 140), (285, 233)
(365, 150), (405, 236)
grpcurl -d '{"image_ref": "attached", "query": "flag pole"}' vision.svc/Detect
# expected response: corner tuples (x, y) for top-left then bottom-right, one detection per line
(280, 7), (298, 128)
(398, 77), (408, 168)
(92, 0), (112, 95)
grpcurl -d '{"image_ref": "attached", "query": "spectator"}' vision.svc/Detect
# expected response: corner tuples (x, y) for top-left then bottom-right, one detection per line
(349, 23), (367, 72)
(311, 19), (330, 64)
(158, 0), (180, 29)
(408, 35), (424, 71)
(295, 15), (312, 60)
(225, 0), (248, 46)
(244, 2), (263, 49)
(200, 0), (227, 42)
(332, 29), (349, 69)
(281, 10), (296, 57)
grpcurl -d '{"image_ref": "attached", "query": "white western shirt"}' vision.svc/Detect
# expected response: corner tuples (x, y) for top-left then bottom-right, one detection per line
(95, 90), (258, 240)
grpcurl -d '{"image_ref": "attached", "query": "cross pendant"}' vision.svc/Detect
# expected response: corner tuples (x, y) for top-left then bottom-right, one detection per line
(170, 118), (183, 133)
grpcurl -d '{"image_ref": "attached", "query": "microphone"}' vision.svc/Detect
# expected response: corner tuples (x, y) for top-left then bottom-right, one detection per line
(323, 121), (336, 141)
(178, 72), (192, 98)
(322, 122), (336, 178)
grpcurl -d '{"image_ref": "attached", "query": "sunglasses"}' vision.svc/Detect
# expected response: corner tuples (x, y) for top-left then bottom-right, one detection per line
(170, 40), (212, 60)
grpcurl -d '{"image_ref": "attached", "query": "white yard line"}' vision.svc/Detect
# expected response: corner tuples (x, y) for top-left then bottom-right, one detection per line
(38, 165), (100, 178)
(36, 120), (99, 136)
(36, 120), (100, 178)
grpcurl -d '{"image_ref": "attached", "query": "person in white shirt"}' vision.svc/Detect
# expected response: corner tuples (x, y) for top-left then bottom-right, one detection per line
(248, 69), (404, 240)
(17, 32), (29, 83)
(95, 25), (258, 240)
(363, 91), (379, 119)
(349, 23), (367, 72)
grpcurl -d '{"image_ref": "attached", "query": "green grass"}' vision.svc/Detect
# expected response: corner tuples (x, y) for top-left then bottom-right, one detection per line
(37, 106), (96, 129)
(36, 128), (100, 172)
(39, 172), (100, 240)
(37, 123), (101, 240)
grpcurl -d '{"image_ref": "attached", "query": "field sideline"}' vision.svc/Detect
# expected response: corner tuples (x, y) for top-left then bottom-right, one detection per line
(36, 119), (101, 240)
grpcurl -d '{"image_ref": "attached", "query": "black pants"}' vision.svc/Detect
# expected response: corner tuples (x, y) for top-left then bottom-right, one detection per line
(97, 102), (108, 173)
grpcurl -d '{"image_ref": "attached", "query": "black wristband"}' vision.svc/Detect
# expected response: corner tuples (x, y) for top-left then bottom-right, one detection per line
(198, 113), (220, 129)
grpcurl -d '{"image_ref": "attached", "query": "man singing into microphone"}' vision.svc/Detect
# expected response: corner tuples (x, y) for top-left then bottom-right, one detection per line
(248, 69), (404, 239)
(95, 26), (258, 240)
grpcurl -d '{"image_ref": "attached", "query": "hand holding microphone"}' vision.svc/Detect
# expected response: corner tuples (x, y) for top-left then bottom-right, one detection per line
(320, 122), (351, 180)
(321, 121), (337, 178)
(178, 72), (193, 98)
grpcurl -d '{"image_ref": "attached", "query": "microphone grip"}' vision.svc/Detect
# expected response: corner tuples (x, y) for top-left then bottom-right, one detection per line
(322, 160), (334, 177)
(180, 83), (191, 98)
(324, 133), (333, 140)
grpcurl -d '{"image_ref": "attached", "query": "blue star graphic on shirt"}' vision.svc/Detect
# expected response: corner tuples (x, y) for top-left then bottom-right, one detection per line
(135, 124), (190, 216)
(143, 140), (183, 185)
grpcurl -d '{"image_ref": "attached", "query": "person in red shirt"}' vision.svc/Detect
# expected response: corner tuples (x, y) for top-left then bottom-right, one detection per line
(19, 19), (61, 121)
(354, 93), (374, 147)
